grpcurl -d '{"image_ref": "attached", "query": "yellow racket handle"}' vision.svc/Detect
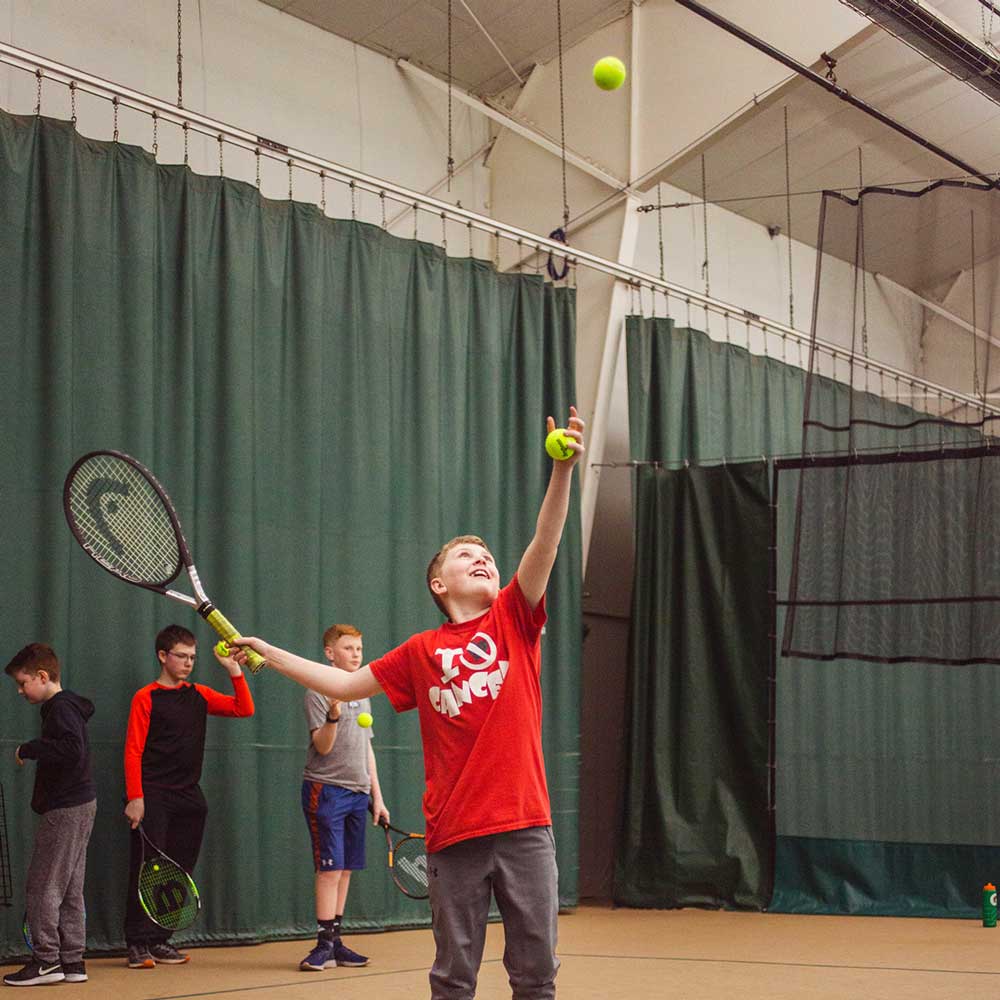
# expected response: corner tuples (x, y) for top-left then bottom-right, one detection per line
(201, 607), (267, 674)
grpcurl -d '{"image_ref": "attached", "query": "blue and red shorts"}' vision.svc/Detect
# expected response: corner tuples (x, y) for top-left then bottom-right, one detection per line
(301, 782), (368, 872)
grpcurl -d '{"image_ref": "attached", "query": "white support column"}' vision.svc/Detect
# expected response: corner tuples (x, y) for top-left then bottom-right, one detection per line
(580, 3), (643, 576)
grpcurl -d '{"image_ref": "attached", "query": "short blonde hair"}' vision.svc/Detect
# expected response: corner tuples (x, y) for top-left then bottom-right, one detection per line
(322, 624), (362, 649)
(425, 535), (492, 618)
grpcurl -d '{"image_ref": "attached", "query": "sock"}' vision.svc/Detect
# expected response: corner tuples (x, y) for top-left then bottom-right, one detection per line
(318, 918), (336, 944)
(333, 915), (343, 941)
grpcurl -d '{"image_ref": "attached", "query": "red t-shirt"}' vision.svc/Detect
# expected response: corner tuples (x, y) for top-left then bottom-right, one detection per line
(370, 576), (551, 852)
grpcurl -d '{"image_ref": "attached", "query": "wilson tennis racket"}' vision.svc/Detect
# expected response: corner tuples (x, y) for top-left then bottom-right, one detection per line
(370, 808), (428, 900)
(136, 824), (200, 931)
(63, 450), (265, 672)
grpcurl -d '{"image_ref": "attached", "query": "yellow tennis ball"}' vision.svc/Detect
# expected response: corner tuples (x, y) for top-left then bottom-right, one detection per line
(357, 712), (373, 728)
(214, 640), (231, 657)
(545, 428), (574, 461)
(593, 56), (626, 91)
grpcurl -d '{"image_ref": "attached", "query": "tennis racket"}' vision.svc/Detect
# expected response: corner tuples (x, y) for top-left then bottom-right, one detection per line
(136, 824), (201, 931)
(63, 450), (265, 672)
(369, 805), (428, 900)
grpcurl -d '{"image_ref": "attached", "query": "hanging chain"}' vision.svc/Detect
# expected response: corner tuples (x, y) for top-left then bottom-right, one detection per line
(182, 119), (188, 164)
(446, 0), (455, 191)
(982, 0), (996, 46)
(288, 159), (294, 200)
(858, 148), (869, 357)
(556, 0), (569, 231)
(34, 69), (42, 115)
(176, 0), (184, 108)
(255, 147), (261, 188)
(69, 81), (77, 125)
(380, 190), (387, 228)
(494, 230), (500, 269)
(971, 209), (982, 398)
(441, 212), (448, 251)
(152, 110), (159, 158)
(113, 96), (120, 142)
(218, 134), (224, 175)
(784, 106), (794, 328)
(468, 221), (474, 257)
(350, 179), (357, 219)
(320, 172), (327, 214)
(413, 203), (419, 240)
(656, 183), (665, 281)
(700, 154), (710, 300)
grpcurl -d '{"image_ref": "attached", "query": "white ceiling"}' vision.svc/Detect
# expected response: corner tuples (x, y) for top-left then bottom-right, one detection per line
(257, 0), (632, 94)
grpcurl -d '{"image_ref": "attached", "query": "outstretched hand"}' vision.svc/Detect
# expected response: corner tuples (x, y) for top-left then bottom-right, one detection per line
(547, 405), (586, 468)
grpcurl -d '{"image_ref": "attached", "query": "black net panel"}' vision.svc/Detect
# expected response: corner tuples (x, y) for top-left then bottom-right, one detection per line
(783, 183), (1000, 665)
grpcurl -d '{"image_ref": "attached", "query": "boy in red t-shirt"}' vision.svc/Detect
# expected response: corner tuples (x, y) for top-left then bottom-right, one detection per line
(232, 407), (585, 1000)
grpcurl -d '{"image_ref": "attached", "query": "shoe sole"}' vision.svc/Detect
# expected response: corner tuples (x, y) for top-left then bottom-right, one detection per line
(127, 960), (155, 969)
(152, 956), (190, 965)
(336, 959), (370, 967)
(3, 974), (66, 985)
(64, 975), (89, 982)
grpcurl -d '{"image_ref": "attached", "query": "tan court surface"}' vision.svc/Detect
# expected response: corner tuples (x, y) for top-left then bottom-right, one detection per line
(5, 904), (1000, 999)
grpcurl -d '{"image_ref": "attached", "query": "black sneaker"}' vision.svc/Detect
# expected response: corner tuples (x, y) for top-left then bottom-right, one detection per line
(333, 939), (369, 967)
(126, 944), (155, 969)
(149, 942), (190, 964)
(2, 959), (65, 985)
(62, 961), (88, 983)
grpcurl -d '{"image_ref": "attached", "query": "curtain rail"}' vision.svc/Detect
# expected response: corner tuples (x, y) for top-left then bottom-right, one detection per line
(1, 39), (997, 417)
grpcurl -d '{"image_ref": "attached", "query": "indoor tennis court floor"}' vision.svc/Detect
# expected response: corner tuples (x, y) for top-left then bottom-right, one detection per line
(9, 903), (1000, 999)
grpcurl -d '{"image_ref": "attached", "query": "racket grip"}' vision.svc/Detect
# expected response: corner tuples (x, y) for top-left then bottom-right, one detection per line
(201, 607), (267, 674)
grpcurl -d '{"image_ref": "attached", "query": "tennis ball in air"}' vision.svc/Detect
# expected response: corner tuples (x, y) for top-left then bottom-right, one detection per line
(357, 712), (373, 728)
(593, 56), (626, 91)
(214, 640), (231, 657)
(545, 428), (575, 461)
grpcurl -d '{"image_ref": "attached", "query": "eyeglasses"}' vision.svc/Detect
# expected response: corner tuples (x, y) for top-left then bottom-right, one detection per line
(166, 650), (196, 663)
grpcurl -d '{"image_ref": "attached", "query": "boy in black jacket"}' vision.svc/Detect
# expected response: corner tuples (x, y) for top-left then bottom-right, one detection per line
(4, 643), (97, 987)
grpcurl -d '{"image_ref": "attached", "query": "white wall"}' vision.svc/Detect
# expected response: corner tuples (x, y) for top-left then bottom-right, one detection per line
(0, 0), (491, 225)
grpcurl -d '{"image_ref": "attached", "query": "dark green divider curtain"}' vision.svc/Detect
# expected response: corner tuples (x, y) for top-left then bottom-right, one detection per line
(615, 461), (770, 908)
(622, 316), (1000, 919)
(0, 110), (581, 957)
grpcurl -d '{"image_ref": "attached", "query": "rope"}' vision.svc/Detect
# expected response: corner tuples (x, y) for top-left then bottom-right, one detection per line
(656, 183), (665, 281)
(700, 154), (710, 299)
(556, 0), (569, 231)
(447, 0), (454, 191)
(176, 0), (183, 108)
(858, 148), (869, 357)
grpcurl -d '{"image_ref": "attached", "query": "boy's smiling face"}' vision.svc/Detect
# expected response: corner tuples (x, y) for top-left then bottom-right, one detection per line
(431, 541), (500, 611)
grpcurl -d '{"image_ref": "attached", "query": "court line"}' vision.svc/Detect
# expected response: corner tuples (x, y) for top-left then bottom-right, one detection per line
(559, 952), (1000, 977)
(147, 959), (503, 999)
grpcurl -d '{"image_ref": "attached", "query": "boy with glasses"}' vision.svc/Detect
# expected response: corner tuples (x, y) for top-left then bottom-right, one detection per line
(122, 624), (254, 969)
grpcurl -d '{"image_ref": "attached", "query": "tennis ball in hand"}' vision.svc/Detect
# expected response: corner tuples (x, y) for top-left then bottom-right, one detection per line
(357, 712), (373, 728)
(545, 428), (575, 461)
(593, 56), (626, 91)
(214, 640), (231, 657)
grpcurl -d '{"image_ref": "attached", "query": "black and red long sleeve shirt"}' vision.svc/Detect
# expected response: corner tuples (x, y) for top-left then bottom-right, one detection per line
(124, 674), (254, 800)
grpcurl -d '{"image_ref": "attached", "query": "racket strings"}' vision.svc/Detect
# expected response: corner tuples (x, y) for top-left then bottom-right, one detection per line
(393, 836), (429, 897)
(67, 454), (180, 585)
(138, 859), (199, 930)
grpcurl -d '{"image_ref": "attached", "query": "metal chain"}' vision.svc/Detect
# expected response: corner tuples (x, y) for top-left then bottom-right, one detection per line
(700, 154), (710, 299)
(255, 147), (261, 188)
(446, 0), (454, 191)
(176, 0), (184, 108)
(69, 81), (77, 125)
(288, 159), (294, 200)
(858, 148), (869, 357)
(494, 230), (500, 269)
(441, 211), (448, 251)
(413, 203), (419, 240)
(113, 96), (120, 142)
(468, 221), (474, 257)
(350, 179), (356, 219)
(380, 190), (387, 228)
(784, 107), (794, 328)
(971, 209), (981, 398)
(152, 110), (159, 158)
(656, 183), (665, 281)
(218, 134), (224, 175)
(34, 69), (42, 115)
(556, 0), (569, 230)
(182, 119), (188, 163)
(320, 172), (327, 214)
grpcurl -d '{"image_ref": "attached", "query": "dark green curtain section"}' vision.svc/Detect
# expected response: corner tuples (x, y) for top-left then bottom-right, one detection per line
(623, 316), (1000, 919)
(614, 462), (770, 909)
(0, 110), (581, 957)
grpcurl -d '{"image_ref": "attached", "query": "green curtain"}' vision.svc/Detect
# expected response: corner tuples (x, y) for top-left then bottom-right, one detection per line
(0, 110), (580, 956)
(614, 461), (770, 908)
(623, 316), (1000, 918)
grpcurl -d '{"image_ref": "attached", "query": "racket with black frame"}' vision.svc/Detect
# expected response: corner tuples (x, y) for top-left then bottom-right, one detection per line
(369, 803), (428, 900)
(63, 450), (265, 672)
(136, 824), (201, 931)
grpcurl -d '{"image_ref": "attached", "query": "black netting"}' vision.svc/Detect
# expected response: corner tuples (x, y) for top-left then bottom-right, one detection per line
(783, 183), (1000, 665)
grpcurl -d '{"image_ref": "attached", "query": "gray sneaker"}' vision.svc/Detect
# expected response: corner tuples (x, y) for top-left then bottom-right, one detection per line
(148, 942), (190, 964)
(126, 944), (155, 969)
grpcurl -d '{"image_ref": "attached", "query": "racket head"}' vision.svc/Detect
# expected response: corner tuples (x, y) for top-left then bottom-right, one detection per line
(388, 833), (429, 900)
(22, 912), (31, 952)
(136, 827), (201, 931)
(63, 450), (187, 589)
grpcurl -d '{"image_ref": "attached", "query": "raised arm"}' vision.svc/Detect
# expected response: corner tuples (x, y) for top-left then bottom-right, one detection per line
(231, 637), (384, 701)
(517, 406), (586, 610)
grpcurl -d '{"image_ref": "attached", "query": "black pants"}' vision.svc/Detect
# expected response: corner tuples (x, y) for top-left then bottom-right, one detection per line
(124, 785), (207, 946)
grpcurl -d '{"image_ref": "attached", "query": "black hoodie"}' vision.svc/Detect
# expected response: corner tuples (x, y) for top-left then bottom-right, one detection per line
(17, 689), (96, 814)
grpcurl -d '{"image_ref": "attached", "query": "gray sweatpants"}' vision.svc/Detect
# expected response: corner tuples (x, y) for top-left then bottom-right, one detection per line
(428, 825), (559, 1000)
(25, 799), (97, 965)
